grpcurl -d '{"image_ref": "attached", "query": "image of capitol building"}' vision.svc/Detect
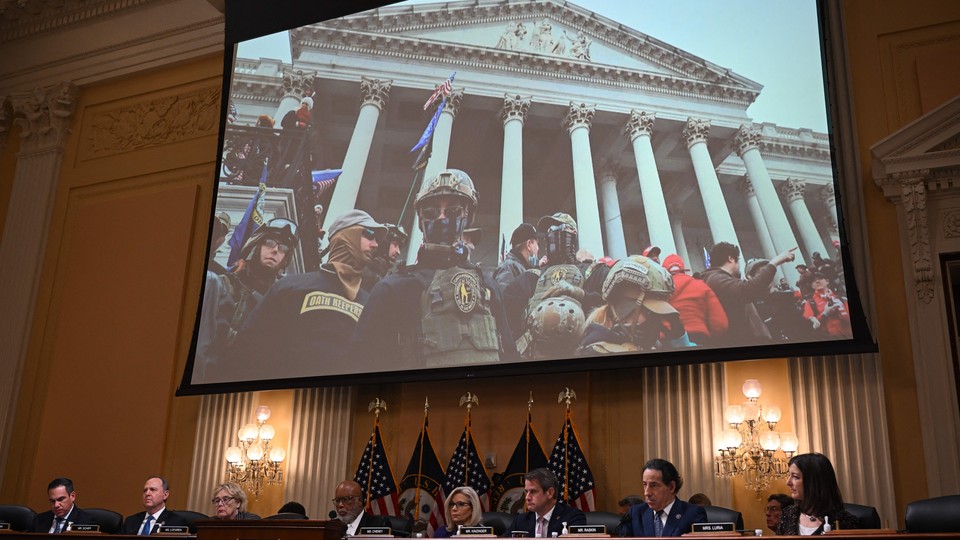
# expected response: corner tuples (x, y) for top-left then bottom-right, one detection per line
(220, 0), (840, 289)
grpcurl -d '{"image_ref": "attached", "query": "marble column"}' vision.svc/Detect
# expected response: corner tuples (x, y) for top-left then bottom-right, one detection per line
(735, 125), (805, 285)
(597, 168), (627, 260)
(322, 77), (392, 233)
(274, 69), (316, 125)
(740, 175), (777, 261)
(668, 207), (691, 266)
(821, 183), (841, 249)
(405, 89), (464, 264)
(626, 110), (676, 255)
(0, 83), (78, 485)
(682, 118), (740, 248)
(780, 178), (829, 260)
(563, 102), (604, 258)
(499, 94), (531, 259)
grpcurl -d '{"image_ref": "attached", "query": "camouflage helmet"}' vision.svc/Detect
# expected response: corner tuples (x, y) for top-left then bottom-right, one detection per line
(537, 212), (578, 234)
(526, 296), (585, 357)
(414, 169), (478, 224)
(602, 255), (676, 316)
(238, 217), (298, 266)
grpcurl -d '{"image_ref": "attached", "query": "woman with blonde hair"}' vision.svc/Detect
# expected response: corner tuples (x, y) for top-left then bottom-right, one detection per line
(433, 486), (482, 537)
(211, 482), (260, 520)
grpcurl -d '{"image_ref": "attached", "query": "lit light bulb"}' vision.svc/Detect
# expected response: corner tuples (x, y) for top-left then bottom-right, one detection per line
(259, 424), (276, 442)
(781, 432), (799, 453)
(760, 431), (781, 451)
(225, 446), (242, 464)
(742, 401), (760, 421)
(255, 405), (271, 423)
(246, 445), (264, 461)
(763, 405), (782, 423)
(239, 423), (259, 443)
(742, 379), (762, 400)
(722, 428), (742, 449)
(725, 405), (744, 425)
(269, 447), (287, 463)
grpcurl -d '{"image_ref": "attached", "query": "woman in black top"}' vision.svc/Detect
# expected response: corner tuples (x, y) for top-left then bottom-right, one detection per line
(778, 453), (859, 535)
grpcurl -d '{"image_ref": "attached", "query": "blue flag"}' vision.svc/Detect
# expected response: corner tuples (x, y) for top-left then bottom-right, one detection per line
(227, 163), (268, 266)
(398, 415), (447, 535)
(411, 97), (445, 153)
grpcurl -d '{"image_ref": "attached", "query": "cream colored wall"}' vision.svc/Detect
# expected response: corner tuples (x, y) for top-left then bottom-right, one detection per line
(1, 0), (960, 527)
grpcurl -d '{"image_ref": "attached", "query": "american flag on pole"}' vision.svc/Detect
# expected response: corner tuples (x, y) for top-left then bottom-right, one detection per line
(353, 417), (400, 517)
(398, 411), (447, 536)
(227, 100), (238, 123)
(423, 72), (456, 110)
(547, 411), (596, 511)
(311, 169), (342, 198)
(442, 422), (492, 511)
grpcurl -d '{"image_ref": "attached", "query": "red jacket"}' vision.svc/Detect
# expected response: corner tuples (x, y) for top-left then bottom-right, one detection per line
(669, 273), (728, 340)
(801, 289), (851, 338)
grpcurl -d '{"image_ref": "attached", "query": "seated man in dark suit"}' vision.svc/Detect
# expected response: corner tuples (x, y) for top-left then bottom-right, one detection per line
(121, 476), (189, 534)
(333, 480), (387, 536)
(32, 477), (97, 533)
(619, 459), (707, 537)
(505, 468), (586, 537)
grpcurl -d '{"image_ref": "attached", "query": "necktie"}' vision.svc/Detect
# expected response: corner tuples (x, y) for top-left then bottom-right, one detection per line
(141, 515), (154, 536)
(55, 517), (65, 534)
(653, 511), (664, 537)
(537, 517), (547, 538)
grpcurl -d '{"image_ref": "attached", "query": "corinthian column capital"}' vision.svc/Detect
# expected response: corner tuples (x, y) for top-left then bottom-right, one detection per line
(625, 109), (656, 140)
(360, 77), (393, 111)
(501, 94), (531, 125)
(563, 101), (595, 133)
(780, 177), (807, 203)
(734, 124), (761, 156)
(11, 82), (78, 152)
(681, 117), (710, 148)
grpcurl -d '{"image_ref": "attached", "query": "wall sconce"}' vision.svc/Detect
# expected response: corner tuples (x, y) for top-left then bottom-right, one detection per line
(225, 405), (285, 498)
(715, 379), (799, 499)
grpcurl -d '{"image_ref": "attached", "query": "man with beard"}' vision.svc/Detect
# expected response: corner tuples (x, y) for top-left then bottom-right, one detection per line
(361, 224), (407, 293)
(227, 210), (386, 379)
(351, 169), (517, 370)
(331, 480), (388, 536)
(195, 217), (298, 382)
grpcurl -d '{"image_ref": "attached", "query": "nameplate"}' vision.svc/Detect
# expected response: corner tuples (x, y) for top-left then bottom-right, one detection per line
(358, 526), (392, 536)
(692, 522), (735, 533)
(459, 526), (494, 535)
(68, 524), (100, 532)
(158, 525), (190, 534)
(0, 523), (11, 530)
(510, 531), (530, 538)
(568, 525), (607, 535)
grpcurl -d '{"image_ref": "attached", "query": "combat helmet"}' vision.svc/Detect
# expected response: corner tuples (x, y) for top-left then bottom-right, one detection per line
(414, 169), (478, 246)
(525, 295), (585, 359)
(537, 212), (578, 265)
(602, 255), (676, 318)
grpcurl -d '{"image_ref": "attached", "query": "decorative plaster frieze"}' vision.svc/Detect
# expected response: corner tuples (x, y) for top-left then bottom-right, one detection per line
(943, 209), (960, 239)
(79, 85), (219, 159)
(897, 171), (934, 303)
(0, 0), (152, 42)
(625, 110), (655, 140)
(10, 82), (77, 152)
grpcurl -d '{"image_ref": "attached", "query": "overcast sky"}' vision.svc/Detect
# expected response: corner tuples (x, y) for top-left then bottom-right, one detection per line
(237, 0), (828, 132)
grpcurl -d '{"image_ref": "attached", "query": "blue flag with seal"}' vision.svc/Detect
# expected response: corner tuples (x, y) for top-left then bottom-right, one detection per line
(226, 162), (268, 267)
(399, 409), (447, 536)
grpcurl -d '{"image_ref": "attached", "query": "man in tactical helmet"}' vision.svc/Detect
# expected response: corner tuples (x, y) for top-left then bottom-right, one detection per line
(501, 213), (604, 359)
(578, 255), (694, 354)
(351, 169), (518, 369)
(361, 223), (408, 293)
(195, 217), (298, 382)
(227, 210), (387, 380)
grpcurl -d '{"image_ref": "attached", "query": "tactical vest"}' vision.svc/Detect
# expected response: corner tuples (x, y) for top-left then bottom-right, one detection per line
(418, 266), (501, 367)
(519, 263), (586, 358)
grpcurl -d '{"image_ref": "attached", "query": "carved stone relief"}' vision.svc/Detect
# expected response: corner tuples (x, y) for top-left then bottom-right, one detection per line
(10, 81), (77, 152)
(494, 19), (592, 61)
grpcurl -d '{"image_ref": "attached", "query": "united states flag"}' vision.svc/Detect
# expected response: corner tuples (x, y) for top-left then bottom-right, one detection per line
(442, 425), (492, 511)
(228, 100), (238, 123)
(422, 72), (456, 110)
(353, 420), (399, 517)
(547, 413), (596, 511)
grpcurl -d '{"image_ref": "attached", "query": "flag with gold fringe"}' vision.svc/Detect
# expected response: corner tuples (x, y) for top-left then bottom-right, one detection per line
(547, 408), (596, 511)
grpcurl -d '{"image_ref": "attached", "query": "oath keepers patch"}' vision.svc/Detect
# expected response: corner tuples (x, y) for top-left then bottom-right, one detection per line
(300, 291), (364, 321)
(549, 266), (568, 284)
(451, 271), (481, 313)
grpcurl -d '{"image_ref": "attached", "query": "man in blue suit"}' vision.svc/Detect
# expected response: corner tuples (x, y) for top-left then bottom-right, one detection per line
(505, 468), (586, 537)
(619, 459), (707, 537)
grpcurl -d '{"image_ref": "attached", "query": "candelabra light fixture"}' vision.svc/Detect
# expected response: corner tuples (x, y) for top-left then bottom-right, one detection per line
(715, 379), (799, 499)
(225, 405), (285, 498)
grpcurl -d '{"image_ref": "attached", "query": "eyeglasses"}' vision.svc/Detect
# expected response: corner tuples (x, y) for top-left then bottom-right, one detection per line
(420, 205), (466, 221)
(332, 496), (358, 505)
(448, 501), (472, 509)
(263, 238), (290, 253)
(211, 497), (235, 505)
(765, 506), (782, 513)
(361, 227), (380, 241)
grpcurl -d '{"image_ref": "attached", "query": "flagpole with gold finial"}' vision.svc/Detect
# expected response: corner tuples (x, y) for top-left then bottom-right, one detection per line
(558, 387), (577, 505)
(413, 397), (429, 523)
(459, 392), (479, 487)
(364, 398), (387, 511)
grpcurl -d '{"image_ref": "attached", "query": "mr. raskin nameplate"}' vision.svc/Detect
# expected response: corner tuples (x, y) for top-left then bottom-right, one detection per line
(358, 527), (392, 536)
(692, 522), (735, 533)
(568, 525), (607, 535)
(158, 525), (190, 534)
(0, 523), (11, 530)
(69, 524), (100, 532)
(460, 526), (494, 535)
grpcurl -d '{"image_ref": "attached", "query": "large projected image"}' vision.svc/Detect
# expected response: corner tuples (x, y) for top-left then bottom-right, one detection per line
(185, 0), (868, 389)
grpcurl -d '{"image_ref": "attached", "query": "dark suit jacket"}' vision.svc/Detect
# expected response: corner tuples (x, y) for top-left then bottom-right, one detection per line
(620, 499), (707, 537)
(121, 509), (190, 534)
(505, 502), (586, 537)
(32, 507), (97, 533)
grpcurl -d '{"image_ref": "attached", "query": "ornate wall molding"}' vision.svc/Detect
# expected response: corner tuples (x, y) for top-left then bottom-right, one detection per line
(78, 85), (220, 160)
(9, 82), (77, 152)
(899, 172), (934, 303)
